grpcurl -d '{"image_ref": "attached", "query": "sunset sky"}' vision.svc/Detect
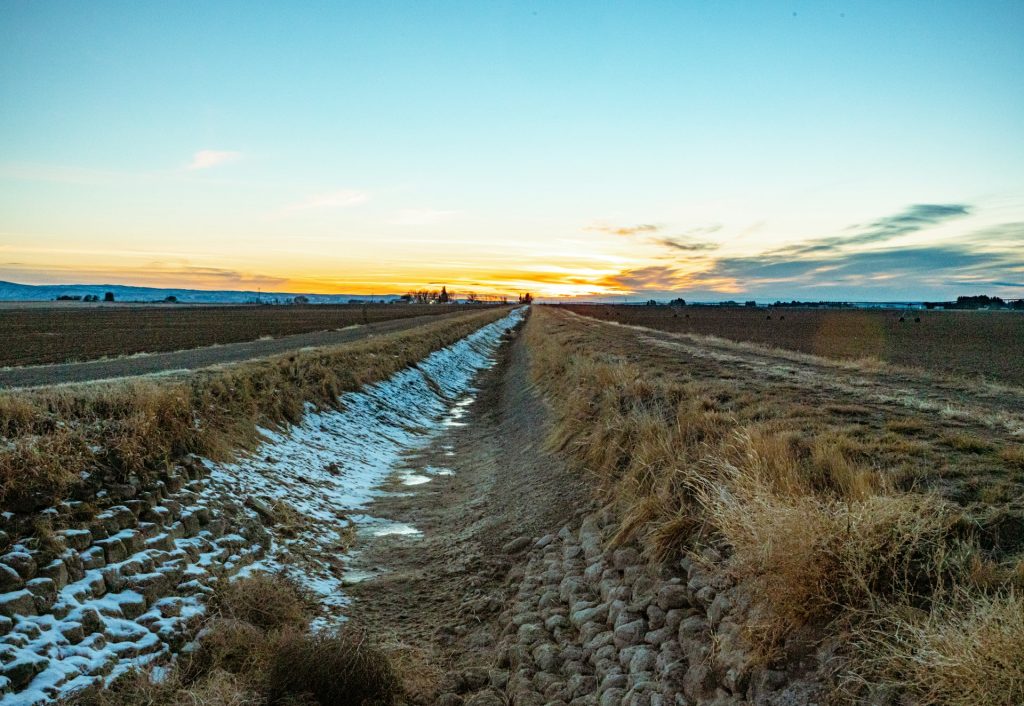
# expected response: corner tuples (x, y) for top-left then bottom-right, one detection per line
(2, 1), (1022, 300)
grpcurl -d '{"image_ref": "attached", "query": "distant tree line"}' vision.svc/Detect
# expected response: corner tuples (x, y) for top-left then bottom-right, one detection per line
(55, 292), (116, 302)
(398, 286), (517, 305)
(924, 295), (1024, 310)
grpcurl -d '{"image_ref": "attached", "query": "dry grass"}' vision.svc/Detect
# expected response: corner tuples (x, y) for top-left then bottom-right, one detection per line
(999, 445), (1024, 472)
(526, 307), (1023, 702)
(0, 307), (509, 513)
(268, 627), (400, 705)
(64, 668), (261, 706)
(851, 589), (1024, 706)
(942, 432), (995, 454)
(69, 572), (404, 706)
(886, 417), (928, 435)
(210, 573), (311, 633)
(378, 640), (443, 703)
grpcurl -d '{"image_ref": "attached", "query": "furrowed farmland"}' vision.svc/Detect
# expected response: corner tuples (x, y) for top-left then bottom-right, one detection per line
(1, 305), (1022, 706)
(0, 304), (462, 367)
(560, 303), (1024, 386)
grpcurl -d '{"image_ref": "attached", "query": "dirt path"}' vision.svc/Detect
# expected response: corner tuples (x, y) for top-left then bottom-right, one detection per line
(0, 310), (483, 389)
(344, 315), (593, 691)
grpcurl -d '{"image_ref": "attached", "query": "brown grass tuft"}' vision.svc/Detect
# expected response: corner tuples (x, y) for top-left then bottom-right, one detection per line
(851, 589), (1024, 706)
(268, 627), (401, 706)
(210, 572), (311, 633)
(999, 445), (1024, 472)
(942, 432), (995, 454)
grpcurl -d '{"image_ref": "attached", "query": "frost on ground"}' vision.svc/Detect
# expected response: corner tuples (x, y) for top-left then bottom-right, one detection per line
(0, 308), (523, 704)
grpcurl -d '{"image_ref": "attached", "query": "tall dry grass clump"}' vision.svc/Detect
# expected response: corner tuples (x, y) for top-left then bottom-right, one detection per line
(268, 627), (401, 705)
(526, 307), (1021, 703)
(851, 589), (1024, 706)
(0, 307), (509, 513)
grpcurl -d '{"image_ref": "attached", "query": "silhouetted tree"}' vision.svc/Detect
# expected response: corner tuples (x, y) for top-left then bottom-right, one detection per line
(103, 292), (115, 302)
(439, 286), (450, 303)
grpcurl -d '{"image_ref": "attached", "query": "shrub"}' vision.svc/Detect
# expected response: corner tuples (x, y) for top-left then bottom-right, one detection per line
(268, 627), (400, 706)
(211, 572), (310, 632)
(180, 618), (268, 682)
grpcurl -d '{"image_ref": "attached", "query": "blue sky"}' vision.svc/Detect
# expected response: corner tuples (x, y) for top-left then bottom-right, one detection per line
(1, 1), (1022, 299)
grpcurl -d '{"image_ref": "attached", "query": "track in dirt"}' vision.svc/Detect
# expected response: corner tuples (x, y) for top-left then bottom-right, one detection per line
(0, 310), (490, 388)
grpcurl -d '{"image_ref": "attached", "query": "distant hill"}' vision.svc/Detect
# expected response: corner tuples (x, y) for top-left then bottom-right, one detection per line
(0, 280), (401, 304)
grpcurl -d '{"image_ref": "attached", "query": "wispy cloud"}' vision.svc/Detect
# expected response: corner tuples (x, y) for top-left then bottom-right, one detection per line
(773, 203), (972, 259)
(595, 265), (739, 293)
(583, 210), (1023, 300)
(655, 237), (719, 252)
(389, 208), (460, 226)
(588, 223), (660, 236)
(858, 203), (970, 237)
(284, 189), (370, 212)
(187, 150), (242, 171)
(590, 221), (721, 255)
(0, 260), (289, 290)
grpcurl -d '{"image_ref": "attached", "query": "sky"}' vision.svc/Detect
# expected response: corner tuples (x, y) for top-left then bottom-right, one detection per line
(1, 1), (1023, 301)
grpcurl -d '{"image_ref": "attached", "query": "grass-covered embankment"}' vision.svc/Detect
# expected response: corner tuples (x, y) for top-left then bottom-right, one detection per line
(525, 306), (1024, 705)
(0, 307), (511, 515)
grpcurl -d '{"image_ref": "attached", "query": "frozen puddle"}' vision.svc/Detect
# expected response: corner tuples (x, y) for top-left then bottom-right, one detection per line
(204, 308), (524, 624)
(369, 522), (421, 538)
(400, 465), (454, 484)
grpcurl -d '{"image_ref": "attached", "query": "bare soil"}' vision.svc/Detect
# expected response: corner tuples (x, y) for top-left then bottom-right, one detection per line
(0, 309), (489, 388)
(0, 303), (480, 368)
(345, 316), (593, 680)
(561, 304), (1024, 386)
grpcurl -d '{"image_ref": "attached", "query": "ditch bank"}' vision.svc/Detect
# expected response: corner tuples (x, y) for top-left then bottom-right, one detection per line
(0, 308), (524, 704)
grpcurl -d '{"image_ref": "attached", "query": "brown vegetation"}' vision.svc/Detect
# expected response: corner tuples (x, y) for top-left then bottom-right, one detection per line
(0, 307), (510, 513)
(68, 574), (402, 706)
(0, 303), (477, 367)
(560, 303), (1024, 386)
(526, 306), (1024, 704)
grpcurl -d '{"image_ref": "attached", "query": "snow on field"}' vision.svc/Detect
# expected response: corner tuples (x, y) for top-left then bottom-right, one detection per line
(0, 308), (523, 704)
(204, 307), (525, 625)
